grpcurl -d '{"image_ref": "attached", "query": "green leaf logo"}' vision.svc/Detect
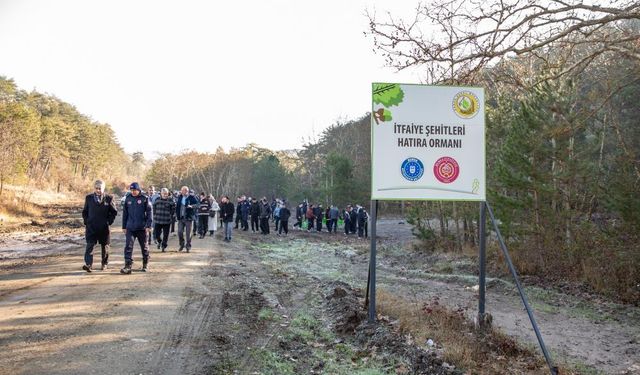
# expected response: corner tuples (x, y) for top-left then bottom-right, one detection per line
(461, 97), (471, 111)
(373, 83), (405, 108)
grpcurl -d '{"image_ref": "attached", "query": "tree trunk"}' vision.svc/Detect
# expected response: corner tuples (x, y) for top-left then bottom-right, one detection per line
(438, 201), (446, 238)
(453, 202), (461, 251)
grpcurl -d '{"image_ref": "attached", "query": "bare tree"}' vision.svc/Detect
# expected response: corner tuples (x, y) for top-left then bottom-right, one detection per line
(367, 0), (640, 84)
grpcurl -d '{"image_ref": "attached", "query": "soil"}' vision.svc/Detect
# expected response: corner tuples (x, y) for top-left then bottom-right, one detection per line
(0, 210), (639, 374)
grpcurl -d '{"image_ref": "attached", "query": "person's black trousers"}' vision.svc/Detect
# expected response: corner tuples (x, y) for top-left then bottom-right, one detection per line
(84, 229), (110, 266)
(260, 217), (270, 234)
(198, 215), (209, 236)
(154, 223), (170, 249)
(279, 220), (289, 234)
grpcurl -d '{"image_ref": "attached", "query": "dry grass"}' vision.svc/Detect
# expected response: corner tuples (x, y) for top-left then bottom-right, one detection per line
(0, 184), (79, 226)
(376, 289), (579, 375)
(0, 190), (40, 224)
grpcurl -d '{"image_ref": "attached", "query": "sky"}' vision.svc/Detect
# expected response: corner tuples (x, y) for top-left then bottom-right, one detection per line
(0, 0), (422, 158)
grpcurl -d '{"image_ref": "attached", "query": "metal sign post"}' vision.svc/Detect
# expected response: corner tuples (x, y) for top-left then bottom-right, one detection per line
(478, 201), (487, 323)
(485, 202), (558, 375)
(367, 200), (378, 323)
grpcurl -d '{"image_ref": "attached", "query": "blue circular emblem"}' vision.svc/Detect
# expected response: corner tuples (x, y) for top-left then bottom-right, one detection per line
(401, 157), (424, 181)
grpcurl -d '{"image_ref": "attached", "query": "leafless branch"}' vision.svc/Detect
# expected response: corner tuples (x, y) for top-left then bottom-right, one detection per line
(367, 0), (640, 84)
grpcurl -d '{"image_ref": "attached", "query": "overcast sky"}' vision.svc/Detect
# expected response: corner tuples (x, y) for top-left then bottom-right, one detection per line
(0, 0), (421, 157)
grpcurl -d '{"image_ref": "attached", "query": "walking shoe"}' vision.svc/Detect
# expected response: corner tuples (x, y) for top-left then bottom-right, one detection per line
(101, 263), (108, 271)
(120, 263), (132, 274)
(186, 246), (191, 253)
(179, 245), (184, 252)
(161, 246), (166, 252)
(141, 261), (148, 272)
(157, 242), (161, 249)
(82, 264), (92, 273)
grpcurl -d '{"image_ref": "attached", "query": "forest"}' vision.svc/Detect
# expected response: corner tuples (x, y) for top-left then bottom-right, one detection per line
(0, 76), (145, 196)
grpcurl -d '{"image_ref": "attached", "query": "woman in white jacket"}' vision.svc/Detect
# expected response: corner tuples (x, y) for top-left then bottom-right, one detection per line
(208, 195), (220, 236)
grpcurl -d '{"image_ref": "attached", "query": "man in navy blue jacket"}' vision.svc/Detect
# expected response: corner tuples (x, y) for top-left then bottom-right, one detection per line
(175, 185), (199, 252)
(121, 182), (152, 274)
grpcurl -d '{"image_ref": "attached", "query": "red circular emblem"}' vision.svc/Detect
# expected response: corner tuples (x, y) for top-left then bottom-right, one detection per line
(433, 157), (460, 183)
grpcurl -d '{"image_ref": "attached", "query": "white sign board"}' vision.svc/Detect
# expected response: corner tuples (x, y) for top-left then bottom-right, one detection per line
(371, 83), (485, 201)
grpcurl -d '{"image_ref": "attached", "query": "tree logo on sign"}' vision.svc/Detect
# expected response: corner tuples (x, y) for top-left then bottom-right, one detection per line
(372, 83), (405, 124)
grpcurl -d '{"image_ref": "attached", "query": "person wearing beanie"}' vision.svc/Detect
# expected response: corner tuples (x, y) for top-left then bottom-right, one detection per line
(82, 179), (117, 272)
(121, 182), (152, 274)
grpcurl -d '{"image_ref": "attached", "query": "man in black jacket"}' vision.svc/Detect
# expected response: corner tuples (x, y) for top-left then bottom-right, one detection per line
(259, 197), (272, 235)
(220, 195), (235, 241)
(234, 196), (242, 229)
(82, 180), (117, 272)
(175, 186), (199, 252)
(314, 204), (324, 232)
(278, 203), (291, 235)
(349, 205), (358, 234)
(250, 198), (260, 232)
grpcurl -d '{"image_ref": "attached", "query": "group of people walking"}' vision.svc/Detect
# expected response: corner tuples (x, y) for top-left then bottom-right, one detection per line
(82, 180), (369, 275)
(227, 196), (370, 238)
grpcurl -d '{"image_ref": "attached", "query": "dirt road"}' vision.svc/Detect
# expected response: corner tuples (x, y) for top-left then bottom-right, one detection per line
(0, 219), (639, 374)
(1, 223), (453, 375)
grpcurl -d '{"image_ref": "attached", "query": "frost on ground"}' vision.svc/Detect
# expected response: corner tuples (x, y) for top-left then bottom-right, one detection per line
(0, 217), (638, 374)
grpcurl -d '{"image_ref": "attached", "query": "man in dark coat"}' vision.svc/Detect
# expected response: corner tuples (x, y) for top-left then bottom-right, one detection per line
(314, 204), (324, 232)
(240, 195), (250, 231)
(259, 197), (272, 235)
(191, 190), (200, 236)
(278, 203), (291, 235)
(349, 205), (358, 234)
(220, 195), (235, 241)
(343, 206), (352, 235)
(175, 186), (199, 252)
(234, 196), (242, 229)
(82, 179), (117, 272)
(357, 205), (368, 238)
(121, 182), (152, 274)
(250, 197), (260, 232)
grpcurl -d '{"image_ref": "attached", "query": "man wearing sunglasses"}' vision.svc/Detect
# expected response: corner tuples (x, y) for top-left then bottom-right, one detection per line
(82, 180), (118, 272)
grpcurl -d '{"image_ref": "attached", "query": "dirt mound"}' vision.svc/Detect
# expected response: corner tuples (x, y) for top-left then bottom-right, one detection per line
(323, 281), (461, 375)
(324, 281), (366, 333)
